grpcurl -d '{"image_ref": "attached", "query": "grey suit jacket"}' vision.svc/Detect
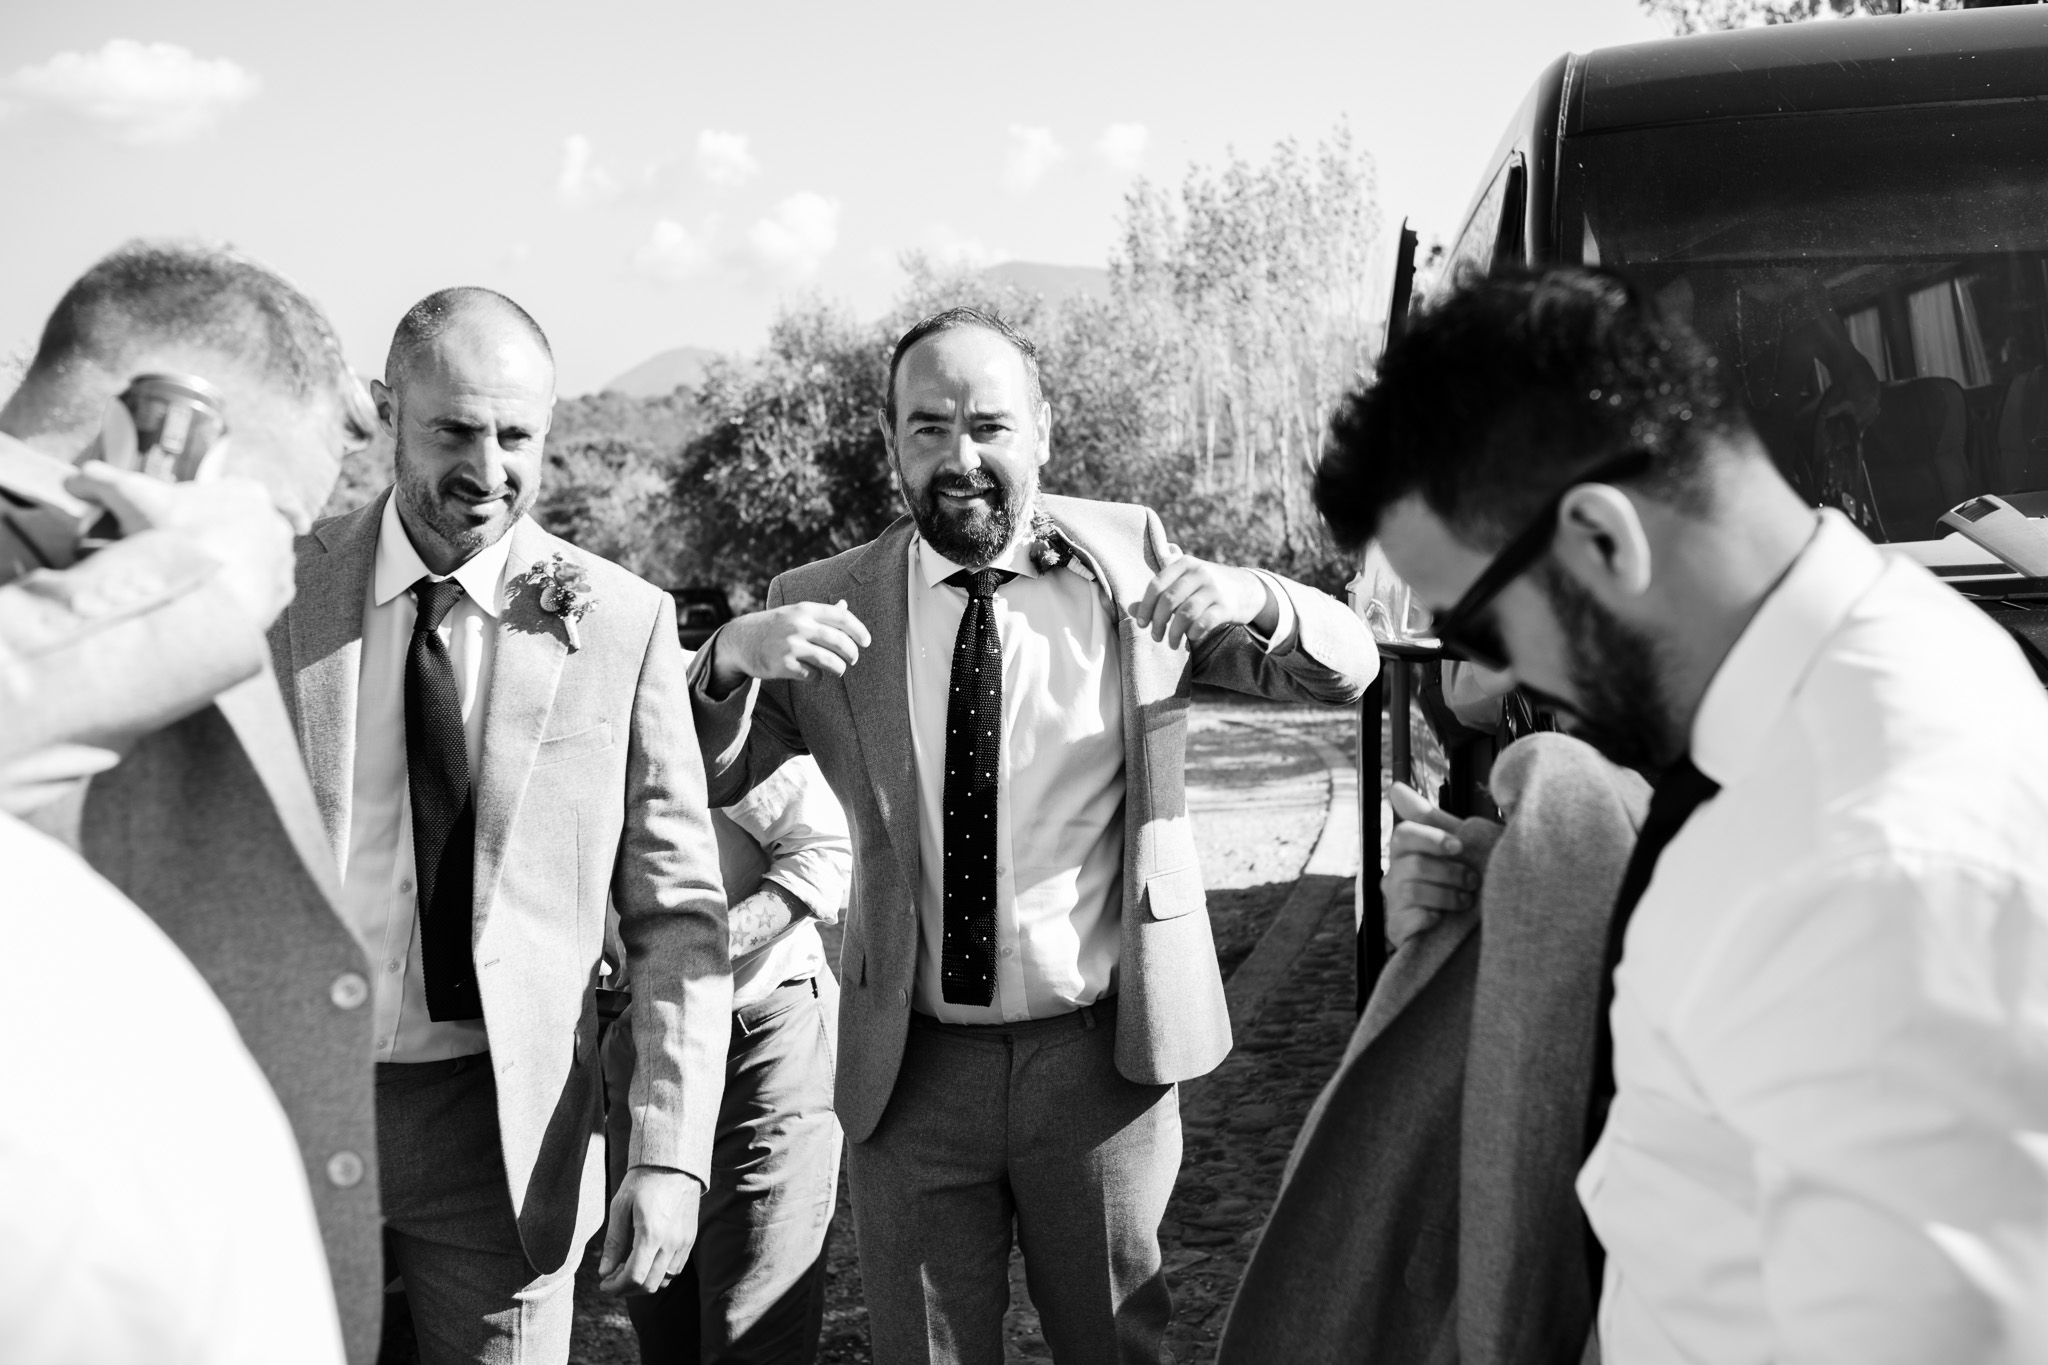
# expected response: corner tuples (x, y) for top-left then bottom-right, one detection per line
(79, 655), (381, 1365)
(692, 494), (1377, 1142)
(272, 492), (732, 1275)
(1217, 734), (1650, 1365)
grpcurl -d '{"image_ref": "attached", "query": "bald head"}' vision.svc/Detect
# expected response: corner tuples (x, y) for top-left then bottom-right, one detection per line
(372, 287), (554, 575)
(384, 287), (553, 396)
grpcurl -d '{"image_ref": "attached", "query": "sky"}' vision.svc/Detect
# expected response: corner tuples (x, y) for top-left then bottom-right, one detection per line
(0, 0), (1670, 396)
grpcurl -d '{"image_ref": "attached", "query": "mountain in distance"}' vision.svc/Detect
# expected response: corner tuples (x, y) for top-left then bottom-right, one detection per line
(598, 263), (1109, 398)
(602, 345), (720, 399)
(981, 260), (1110, 307)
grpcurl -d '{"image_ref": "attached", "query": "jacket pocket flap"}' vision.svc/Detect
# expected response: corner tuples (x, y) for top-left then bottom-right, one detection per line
(1144, 865), (1204, 921)
(535, 720), (613, 768)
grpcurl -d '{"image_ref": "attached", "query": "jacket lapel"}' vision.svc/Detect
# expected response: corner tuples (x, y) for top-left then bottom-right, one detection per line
(472, 519), (569, 918)
(288, 491), (384, 865)
(841, 519), (919, 865)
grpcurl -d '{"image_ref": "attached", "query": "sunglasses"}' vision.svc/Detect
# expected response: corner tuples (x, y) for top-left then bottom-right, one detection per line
(1427, 448), (1655, 670)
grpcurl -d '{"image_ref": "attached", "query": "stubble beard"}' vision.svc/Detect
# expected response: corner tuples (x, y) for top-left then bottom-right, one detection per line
(1532, 560), (1680, 776)
(393, 428), (536, 565)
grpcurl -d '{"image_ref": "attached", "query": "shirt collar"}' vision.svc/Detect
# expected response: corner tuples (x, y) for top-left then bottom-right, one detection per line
(371, 491), (518, 618)
(913, 532), (1043, 589)
(1690, 509), (1886, 787)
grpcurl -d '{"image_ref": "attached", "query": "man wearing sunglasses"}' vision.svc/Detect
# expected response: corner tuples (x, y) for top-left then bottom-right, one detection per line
(1311, 267), (2048, 1362)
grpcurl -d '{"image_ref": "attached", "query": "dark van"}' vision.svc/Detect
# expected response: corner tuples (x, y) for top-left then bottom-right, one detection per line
(1399, 3), (2048, 589)
(1360, 5), (2048, 985)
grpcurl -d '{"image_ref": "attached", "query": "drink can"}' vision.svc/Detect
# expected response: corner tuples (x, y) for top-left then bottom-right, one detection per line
(120, 373), (229, 482)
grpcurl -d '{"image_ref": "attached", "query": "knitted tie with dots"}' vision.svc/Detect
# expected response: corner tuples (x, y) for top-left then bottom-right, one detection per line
(940, 567), (1014, 1006)
(406, 576), (482, 1022)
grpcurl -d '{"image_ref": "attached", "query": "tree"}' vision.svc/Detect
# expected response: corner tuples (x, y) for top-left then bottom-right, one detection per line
(1639, 0), (1962, 33)
(672, 303), (901, 607)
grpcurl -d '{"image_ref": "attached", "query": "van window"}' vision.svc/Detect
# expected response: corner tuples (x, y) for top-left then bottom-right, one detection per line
(1566, 99), (2048, 543)
(1443, 157), (1516, 289)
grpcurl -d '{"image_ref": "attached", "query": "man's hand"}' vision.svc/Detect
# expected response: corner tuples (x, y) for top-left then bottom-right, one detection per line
(598, 1165), (702, 1296)
(1384, 782), (1501, 948)
(707, 600), (873, 696)
(1136, 553), (1276, 649)
(64, 460), (296, 630)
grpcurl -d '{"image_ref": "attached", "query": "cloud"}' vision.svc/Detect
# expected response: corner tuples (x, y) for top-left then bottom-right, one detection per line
(919, 223), (1011, 271)
(739, 192), (840, 284)
(695, 129), (761, 188)
(633, 218), (715, 282)
(1095, 122), (1149, 173)
(1003, 125), (1065, 194)
(557, 134), (618, 208)
(0, 40), (259, 145)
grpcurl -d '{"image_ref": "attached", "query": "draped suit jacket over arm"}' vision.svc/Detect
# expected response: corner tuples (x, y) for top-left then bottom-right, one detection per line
(691, 494), (1378, 1143)
(274, 491), (732, 1276)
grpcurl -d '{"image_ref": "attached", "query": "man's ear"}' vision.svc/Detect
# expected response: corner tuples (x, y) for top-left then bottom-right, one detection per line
(1034, 399), (1052, 469)
(875, 408), (895, 458)
(1553, 483), (1653, 600)
(370, 379), (398, 438)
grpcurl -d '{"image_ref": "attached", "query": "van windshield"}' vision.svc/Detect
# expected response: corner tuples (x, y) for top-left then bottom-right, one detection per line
(1565, 99), (2048, 547)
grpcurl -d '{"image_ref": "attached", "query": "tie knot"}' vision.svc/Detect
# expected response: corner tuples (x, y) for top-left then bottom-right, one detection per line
(413, 576), (465, 631)
(946, 567), (1013, 600)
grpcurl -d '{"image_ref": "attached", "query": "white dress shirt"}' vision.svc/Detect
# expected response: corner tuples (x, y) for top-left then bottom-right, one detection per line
(1580, 511), (2048, 1364)
(717, 754), (851, 1010)
(0, 813), (344, 1364)
(338, 494), (518, 1063)
(905, 534), (1296, 1023)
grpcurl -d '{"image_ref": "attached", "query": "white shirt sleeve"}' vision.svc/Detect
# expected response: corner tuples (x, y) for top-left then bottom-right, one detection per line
(720, 755), (850, 924)
(1673, 856), (2048, 1364)
(1245, 568), (1299, 654)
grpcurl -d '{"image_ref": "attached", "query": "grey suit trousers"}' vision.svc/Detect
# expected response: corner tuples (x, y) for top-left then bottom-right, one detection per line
(377, 1057), (577, 1365)
(847, 996), (1179, 1365)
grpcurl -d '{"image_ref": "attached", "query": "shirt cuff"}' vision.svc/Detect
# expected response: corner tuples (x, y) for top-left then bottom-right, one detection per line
(1244, 570), (1299, 654)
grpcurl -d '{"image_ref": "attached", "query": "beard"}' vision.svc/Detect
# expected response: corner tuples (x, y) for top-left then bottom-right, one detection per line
(393, 429), (536, 563)
(1529, 560), (1680, 775)
(902, 463), (1029, 567)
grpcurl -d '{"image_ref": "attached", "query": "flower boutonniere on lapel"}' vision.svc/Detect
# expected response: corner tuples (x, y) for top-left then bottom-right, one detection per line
(525, 553), (598, 650)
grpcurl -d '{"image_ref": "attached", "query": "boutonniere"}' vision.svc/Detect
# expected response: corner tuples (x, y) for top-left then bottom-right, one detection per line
(525, 553), (598, 649)
(1026, 504), (1080, 576)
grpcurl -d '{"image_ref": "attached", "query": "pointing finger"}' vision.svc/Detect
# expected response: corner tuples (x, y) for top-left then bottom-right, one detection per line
(1389, 782), (1464, 839)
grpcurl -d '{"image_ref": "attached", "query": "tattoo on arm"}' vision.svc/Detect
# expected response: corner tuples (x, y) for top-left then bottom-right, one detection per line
(727, 880), (814, 958)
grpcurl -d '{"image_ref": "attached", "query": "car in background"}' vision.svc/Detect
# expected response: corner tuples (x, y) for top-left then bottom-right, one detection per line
(669, 587), (734, 653)
(1393, 3), (2048, 601)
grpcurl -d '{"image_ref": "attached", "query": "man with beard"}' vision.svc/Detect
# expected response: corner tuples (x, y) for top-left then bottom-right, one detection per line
(1310, 267), (2048, 1362)
(690, 307), (1376, 1363)
(272, 287), (731, 1363)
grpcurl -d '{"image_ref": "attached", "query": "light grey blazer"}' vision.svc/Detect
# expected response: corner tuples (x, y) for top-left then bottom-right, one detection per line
(272, 491), (732, 1275)
(1217, 734), (1651, 1365)
(692, 494), (1377, 1143)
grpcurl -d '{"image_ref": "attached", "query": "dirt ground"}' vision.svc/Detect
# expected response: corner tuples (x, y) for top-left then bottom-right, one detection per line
(562, 695), (1367, 1365)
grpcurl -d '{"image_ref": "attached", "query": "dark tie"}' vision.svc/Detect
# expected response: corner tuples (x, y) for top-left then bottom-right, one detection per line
(940, 567), (1014, 1006)
(1586, 755), (1720, 1151)
(407, 576), (482, 1022)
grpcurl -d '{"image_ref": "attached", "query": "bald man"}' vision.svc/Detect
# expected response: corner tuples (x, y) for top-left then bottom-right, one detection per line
(270, 287), (731, 1364)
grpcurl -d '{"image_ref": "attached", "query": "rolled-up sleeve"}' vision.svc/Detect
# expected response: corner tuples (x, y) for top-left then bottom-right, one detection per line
(720, 755), (849, 923)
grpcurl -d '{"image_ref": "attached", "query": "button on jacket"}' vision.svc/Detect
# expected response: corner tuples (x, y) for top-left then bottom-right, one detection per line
(1581, 511), (2048, 1363)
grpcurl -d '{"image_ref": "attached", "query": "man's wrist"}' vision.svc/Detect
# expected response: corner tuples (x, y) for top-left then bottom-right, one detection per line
(1244, 567), (1282, 637)
(701, 623), (748, 699)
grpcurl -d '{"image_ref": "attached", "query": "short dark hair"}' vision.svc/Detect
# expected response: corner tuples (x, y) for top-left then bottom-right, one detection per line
(1314, 267), (1740, 553)
(22, 238), (353, 423)
(884, 307), (1042, 430)
(385, 286), (553, 391)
